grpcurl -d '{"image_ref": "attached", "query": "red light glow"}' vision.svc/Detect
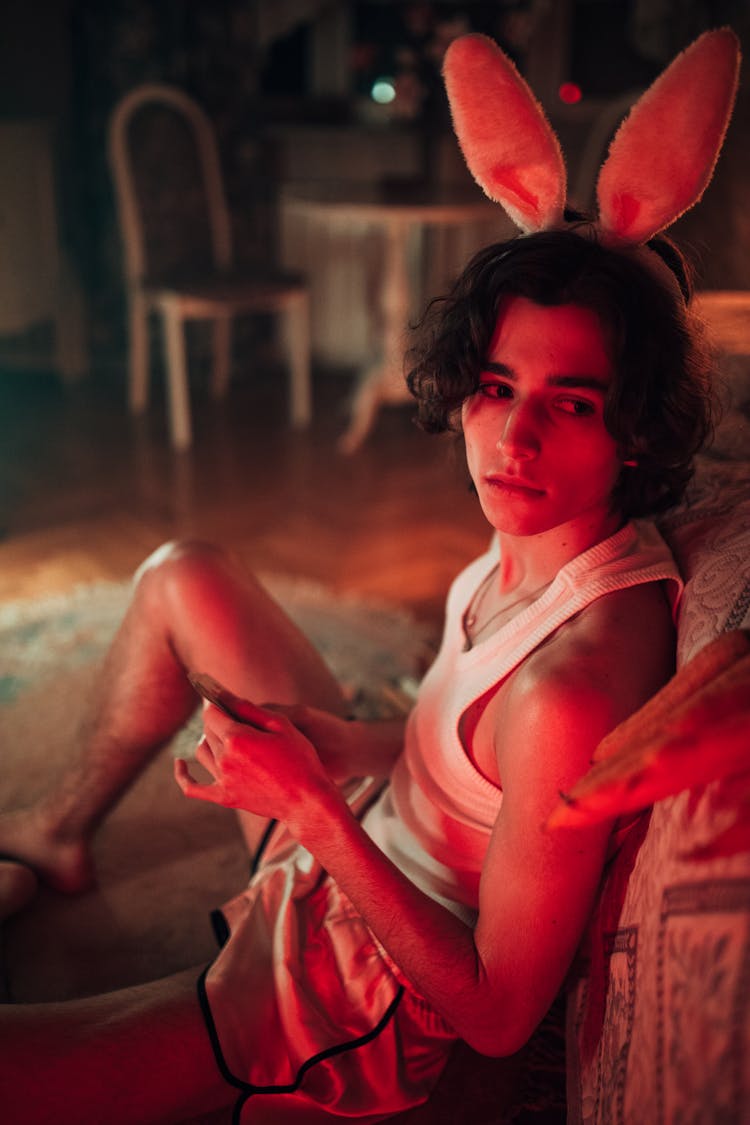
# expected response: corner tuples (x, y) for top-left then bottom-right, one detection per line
(559, 82), (582, 105)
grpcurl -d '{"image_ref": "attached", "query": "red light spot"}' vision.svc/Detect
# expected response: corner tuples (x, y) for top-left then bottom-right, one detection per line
(559, 82), (582, 105)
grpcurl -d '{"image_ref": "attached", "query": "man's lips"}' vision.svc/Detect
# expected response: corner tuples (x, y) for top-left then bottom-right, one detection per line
(485, 475), (545, 496)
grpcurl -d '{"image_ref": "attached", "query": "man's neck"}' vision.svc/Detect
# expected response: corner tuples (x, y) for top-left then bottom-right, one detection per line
(493, 511), (625, 598)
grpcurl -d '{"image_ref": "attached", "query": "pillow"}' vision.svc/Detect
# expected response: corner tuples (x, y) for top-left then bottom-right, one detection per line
(567, 354), (750, 1124)
(658, 360), (750, 667)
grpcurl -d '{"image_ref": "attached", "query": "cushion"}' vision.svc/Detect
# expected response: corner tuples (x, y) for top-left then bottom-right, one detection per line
(566, 351), (750, 1124)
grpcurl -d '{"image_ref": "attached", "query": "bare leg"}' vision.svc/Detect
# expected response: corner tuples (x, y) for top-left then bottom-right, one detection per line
(0, 540), (345, 893)
(0, 967), (232, 1125)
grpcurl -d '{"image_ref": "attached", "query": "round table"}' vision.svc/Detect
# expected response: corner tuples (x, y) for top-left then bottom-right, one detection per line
(284, 183), (503, 451)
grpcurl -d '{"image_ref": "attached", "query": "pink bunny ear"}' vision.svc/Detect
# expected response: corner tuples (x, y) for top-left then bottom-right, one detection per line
(597, 28), (740, 243)
(443, 34), (566, 233)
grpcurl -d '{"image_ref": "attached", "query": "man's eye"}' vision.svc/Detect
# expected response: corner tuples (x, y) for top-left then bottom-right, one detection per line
(478, 381), (512, 399)
(557, 397), (596, 416)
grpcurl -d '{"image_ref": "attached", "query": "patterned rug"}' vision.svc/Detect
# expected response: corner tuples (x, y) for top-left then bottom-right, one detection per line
(0, 578), (437, 1005)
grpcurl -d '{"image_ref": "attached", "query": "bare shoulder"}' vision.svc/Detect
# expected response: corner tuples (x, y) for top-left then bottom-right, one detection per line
(517, 582), (674, 720)
(497, 581), (675, 781)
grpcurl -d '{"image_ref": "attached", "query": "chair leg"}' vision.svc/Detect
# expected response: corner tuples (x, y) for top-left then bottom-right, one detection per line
(210, 317), (232, 399)
(338, 367), (384, 455)
(162, 305), (192, 449)
(282, 293), (312, 428)
(128, 293), (150, 414)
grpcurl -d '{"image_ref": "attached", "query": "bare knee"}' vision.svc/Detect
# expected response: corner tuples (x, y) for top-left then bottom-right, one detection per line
(133, 540), (241, 620)
(136, 539), (247, 594)
(135, 538), (229, 583)
(131, 540), (343, 712)
(132, 540), (269, 652)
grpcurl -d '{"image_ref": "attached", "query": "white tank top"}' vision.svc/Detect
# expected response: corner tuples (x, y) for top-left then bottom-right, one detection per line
(362, 521), (682, 924)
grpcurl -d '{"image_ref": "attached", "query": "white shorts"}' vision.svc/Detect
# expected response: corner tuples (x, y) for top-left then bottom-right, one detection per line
(199, 779), (457, 1123)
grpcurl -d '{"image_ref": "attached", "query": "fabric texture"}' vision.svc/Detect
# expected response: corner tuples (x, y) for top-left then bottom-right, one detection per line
(202, 521), (681, 1122)
(202, 777), (456, 1124)
(566, 384), (750, 1124)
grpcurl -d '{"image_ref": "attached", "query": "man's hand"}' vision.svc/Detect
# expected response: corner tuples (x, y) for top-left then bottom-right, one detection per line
(262, 703), (370, 782)
(174, 697), (337, 828)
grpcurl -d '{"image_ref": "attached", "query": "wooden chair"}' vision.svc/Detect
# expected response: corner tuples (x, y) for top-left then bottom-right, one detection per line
(108, 83), (311, 449)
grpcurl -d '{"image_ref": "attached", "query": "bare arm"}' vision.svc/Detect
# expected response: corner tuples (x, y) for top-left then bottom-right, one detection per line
(176, 668), (621, 1056)
(177, 583), (673, 1054)
(295, 670), (622, 1054)
(266, 705), (407, 782)
(190, 676), (407, 783)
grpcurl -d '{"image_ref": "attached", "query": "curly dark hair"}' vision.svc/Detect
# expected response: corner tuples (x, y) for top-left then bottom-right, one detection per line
(406, 224), (715, 518)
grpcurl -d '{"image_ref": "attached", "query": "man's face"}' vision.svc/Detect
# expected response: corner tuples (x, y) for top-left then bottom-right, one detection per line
(461, 296), (622, 539)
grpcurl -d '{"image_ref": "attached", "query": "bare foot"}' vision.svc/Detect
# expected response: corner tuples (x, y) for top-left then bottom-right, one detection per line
(0, 862), (38, 920)
(0, 807), (96, 895)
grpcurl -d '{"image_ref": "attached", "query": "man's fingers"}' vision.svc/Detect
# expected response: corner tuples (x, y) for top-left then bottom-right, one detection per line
(194, 735), (218, 773)
(202, 701), (286, 742)
(190, 672), (275, 730)
(174, 758), (224, 805)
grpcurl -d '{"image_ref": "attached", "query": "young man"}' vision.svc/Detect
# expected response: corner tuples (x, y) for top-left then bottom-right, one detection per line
(0, 227), (711, 1123)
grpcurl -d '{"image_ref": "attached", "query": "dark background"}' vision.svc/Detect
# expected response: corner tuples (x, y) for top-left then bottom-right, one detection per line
(1, 0), (748, 379)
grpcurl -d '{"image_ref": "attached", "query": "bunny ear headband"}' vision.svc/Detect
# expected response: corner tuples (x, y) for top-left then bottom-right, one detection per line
(443, 28), (740, 247)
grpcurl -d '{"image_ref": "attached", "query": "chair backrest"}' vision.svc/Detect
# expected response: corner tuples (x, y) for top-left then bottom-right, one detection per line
(108, 83), (232, 286)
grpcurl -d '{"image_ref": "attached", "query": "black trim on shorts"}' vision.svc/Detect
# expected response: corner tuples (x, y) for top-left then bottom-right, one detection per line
(210, 909), (230, 948)
(250, 819), (278, 877)
(209, 819), (279, 951)
(196, 966), (405, 1123)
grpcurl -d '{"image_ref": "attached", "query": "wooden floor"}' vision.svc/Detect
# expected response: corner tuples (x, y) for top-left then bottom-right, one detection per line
(0, 363), (490, 623)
